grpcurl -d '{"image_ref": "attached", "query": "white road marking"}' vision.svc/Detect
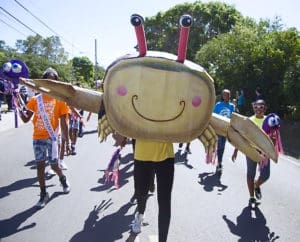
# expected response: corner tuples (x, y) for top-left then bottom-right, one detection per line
(279, 154), (300, 167)
(149, 235), (159, 242)
(134, 234), (158, 242)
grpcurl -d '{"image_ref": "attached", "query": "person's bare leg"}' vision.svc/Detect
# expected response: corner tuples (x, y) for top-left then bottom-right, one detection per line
(247, 179), (255, 197)
(51, 163), (63, 177)
(37, 161), (46, 188)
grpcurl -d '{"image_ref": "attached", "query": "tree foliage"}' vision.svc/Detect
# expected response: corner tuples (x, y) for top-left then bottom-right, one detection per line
(72, 56), (94, 86)
(0, 34), (105, 87)
(145, 1), (242, 60)
(195, 21), (300, 115)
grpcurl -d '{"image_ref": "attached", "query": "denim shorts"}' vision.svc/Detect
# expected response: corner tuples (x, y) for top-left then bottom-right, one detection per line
(33, 139), (58, 164)
(69, 118), (79, 130)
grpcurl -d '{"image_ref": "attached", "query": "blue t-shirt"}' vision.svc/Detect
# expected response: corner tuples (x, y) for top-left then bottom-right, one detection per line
(213, 101), (235, 118)
(237, 94), (244, 106)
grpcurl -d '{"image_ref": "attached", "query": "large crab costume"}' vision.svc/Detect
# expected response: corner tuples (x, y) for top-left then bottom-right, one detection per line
(20, 14), (277, 163)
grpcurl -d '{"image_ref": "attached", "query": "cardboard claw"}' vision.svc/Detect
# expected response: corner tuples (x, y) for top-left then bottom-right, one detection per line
(231, 113), (277, 162)
(228, 127), (265, 162)
(34, 79), (76, 97)
(19, 78), (103, 113)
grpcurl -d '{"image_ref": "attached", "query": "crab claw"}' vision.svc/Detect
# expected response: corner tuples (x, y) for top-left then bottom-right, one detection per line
(19, 78), (103, 113)
(210, 112), (278, 163)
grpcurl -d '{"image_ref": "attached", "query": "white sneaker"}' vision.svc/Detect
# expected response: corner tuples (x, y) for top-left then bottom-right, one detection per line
(59, 160), (68, 170)
(47, 168), (56, 176)
(60, 175), (71, 193)
(131, 212), (143, 233)
(36, 192), (49, 208)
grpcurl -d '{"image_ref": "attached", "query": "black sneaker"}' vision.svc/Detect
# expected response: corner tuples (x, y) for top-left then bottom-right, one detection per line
(60, 175), (71, 193)
(36, 192), (49, 208)
(130, 196), (137, 205)
(185, 148), (192, 154)
(254, 186), (262, 200)
(71, 145), (76, 155)
(215, 164), (223, 174)
(249, 197), (257, 209)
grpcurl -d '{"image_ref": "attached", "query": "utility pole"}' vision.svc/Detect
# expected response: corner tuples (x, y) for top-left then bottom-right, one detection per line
(94, 39), (98, 81)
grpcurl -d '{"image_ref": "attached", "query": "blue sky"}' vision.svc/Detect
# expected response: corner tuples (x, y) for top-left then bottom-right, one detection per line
(0, 0), (299, 68)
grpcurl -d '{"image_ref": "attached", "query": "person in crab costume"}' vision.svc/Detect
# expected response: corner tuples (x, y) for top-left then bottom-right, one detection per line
(20, 14), (278, 242)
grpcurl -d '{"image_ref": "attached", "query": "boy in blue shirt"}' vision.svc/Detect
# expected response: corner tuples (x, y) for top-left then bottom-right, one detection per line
(213, 89), (235, 174)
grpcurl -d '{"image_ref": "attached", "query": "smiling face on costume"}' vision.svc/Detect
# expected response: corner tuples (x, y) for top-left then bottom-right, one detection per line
(104, 55), (215, 142)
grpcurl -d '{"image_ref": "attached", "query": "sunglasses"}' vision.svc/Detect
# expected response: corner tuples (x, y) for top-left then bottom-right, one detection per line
(253, 105), (265, 109)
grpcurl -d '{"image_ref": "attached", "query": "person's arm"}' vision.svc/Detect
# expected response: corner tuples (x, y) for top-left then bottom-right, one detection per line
(231, 148), (238, 162)
(70, 106), (85, 126)
(86, 112), (92, 122)
(70, 106), (82, 119)
(19, 109), (34, 123)
(60, 114), (71, 155)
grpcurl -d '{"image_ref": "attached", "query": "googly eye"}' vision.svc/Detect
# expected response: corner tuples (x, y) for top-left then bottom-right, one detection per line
(179, 15), (193, 27)
(3, 62), (12, 73)
(12, 63), (22, 73)
(131, 14), (144, 27)
(268, 117), (276, 127)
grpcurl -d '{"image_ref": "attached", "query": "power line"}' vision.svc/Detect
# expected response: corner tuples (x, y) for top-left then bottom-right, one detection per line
(14, 0), (83, 53)
(0, 17), (27, 37)
(0, 6), (41, 36)
(0, 2), (88, 58)
(14, 0), (73, 47)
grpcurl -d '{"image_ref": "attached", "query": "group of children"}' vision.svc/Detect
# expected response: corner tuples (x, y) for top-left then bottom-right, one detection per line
(213, 89), (281, 209)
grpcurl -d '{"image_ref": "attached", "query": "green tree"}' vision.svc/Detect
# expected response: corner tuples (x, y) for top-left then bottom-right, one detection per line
(195, 19), (300, 115)
(145, 1), (242, 60)
(72, 56), (94, 86)
(15, 35), (68, 64)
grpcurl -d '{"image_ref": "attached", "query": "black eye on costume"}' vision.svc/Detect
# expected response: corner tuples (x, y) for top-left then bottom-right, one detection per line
(179, 15), (193, 27)
(12, 63), (22, 73)
(130, 14), (144, 27)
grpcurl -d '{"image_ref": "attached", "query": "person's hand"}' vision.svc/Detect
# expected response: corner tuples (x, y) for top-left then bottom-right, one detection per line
(231, 149), (238, 162)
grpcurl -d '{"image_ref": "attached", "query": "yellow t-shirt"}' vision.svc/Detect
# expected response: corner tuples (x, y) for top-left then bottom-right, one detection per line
(26, 95), (69, 140)
(134, 139), (174, 162)
(249, 115), (265, 128)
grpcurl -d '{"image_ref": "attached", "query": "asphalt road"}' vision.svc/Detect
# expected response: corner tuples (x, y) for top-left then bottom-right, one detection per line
(0, 113), (300, 242)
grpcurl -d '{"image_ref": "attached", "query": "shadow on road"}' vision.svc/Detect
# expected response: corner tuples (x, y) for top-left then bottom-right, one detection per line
(0, 189), (70, 239)
(175, 150), (193, 169)
(24, 160), (36, 169)
(80, 129), (98, 136)
(198, 172), (228, 193)
(0, 206), (37, 239)
(70, 199), (135, 242)
(0, 177), (38, 199)
(223, 206), (280, 241)
(90, 162), (133, 192)
(120, 153), (134, 165)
